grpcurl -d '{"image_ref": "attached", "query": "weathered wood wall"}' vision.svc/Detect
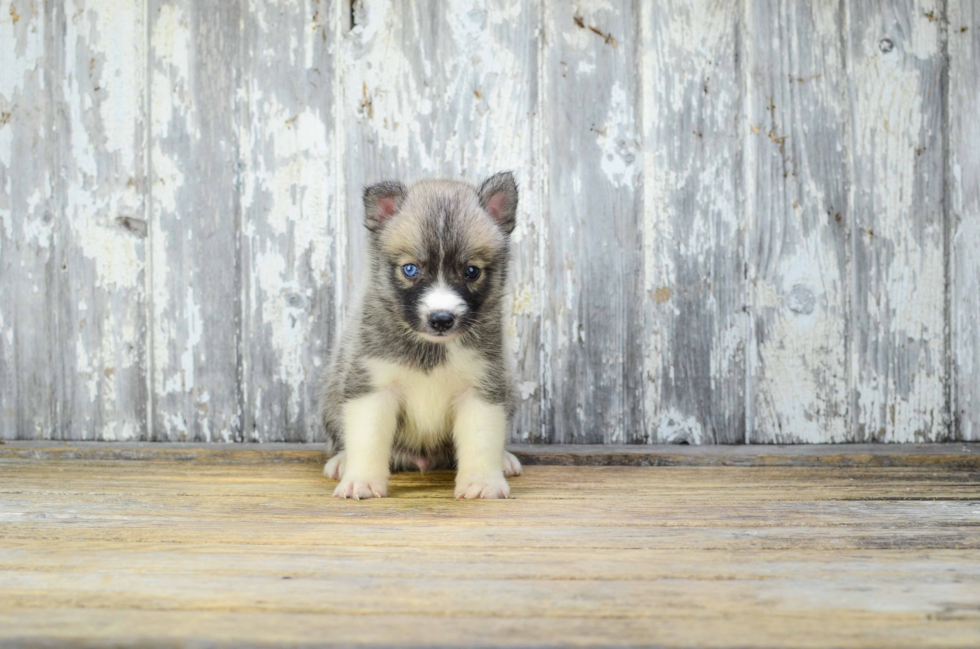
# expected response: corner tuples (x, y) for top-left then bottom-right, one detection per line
(1, 0), (976, 444)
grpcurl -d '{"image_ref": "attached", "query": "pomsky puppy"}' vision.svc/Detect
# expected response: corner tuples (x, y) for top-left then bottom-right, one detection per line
(320, 172), (522, 499)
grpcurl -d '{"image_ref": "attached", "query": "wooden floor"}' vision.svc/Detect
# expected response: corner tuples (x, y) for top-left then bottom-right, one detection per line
(1, 446), (979, 648)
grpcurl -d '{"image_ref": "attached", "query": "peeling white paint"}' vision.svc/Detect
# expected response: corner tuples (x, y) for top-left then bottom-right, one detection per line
(180, 283), (202, 393)
(238, 3), (340, 440)
(641, 0), (743, 442)
(253, 248), (308, 421)
(907, 0), (942, 60)
(0, 203), (11, 256)
(656, 409), (705, 445)
(596, 82), (639, 189)
(742, 0), (850, 443)
(51, 0), (146, 443)
(23, 211), (54, 251)
(150, 3), (191, 140)
(245, 98), (333, 278)
(77, 223), (141, 289)
(89, 0), (140, 167)
(948, 0), (980, 442)
(518, 381), (537, 401)
(2, 0), (973, 445)
(845, 3), (947, 442)
(75, 336), (98, 404)
(150, 142), (183, 214)
(151, 224), (171, 398)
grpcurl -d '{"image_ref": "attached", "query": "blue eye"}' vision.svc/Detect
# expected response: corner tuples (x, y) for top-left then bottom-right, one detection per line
(464, 265), (481, 280)
(402, 263), (418, 278)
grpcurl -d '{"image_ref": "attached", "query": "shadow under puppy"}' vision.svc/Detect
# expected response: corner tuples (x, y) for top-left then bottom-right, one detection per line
(320, 172), (523, 499)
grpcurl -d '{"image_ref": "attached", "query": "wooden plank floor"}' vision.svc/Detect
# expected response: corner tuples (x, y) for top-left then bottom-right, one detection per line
(1, 451), (979, 648)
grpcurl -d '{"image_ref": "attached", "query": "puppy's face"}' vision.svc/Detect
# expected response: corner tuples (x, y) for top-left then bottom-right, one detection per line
(364, 175), (518, 342)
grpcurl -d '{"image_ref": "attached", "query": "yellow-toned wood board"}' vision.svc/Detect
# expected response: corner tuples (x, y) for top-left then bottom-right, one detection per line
(0, 459), (978, 648)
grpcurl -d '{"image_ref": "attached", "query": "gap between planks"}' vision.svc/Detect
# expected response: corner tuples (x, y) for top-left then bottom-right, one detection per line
(0, 441), (978, 468)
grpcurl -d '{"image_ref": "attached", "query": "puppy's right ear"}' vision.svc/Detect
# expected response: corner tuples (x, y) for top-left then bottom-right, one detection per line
(363, 181), (407, 232)
(478, 171), (518, 235)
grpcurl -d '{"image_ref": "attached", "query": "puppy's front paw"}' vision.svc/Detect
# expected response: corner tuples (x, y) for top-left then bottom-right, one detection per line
(455, 474), (510, 499)
(503, 450), (523, 477)
(333, 475), (388, 500)
(324, 451), (346, 480)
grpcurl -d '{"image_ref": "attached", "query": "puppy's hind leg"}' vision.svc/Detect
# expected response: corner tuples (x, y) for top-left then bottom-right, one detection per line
(390, 449), (429, 473)
(324, 451), (346, 480)
(503, 450), (523, 477)
(333, 391), (399, 499)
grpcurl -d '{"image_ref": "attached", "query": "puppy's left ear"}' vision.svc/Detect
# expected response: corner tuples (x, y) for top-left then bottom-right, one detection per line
(478, 171), (518, 235)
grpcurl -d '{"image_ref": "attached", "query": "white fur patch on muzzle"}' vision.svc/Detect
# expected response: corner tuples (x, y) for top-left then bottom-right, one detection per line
(418, 283), (468, 321)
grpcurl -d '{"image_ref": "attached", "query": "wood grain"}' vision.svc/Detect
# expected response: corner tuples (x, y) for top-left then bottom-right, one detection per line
(0, 456), (978, 648)
(1, 2), (65, 441)
(948, 0), (980, 440)
(239, 0), (339, 442)
(543, 1), (643, 443)
(844, 0), (948, 442)
(148, 0), (243, 441)
(641, 0), (745, 444)
(62, 0), (149, 442)
(0, 0), (148, 441)
(744, 0), (849, 442)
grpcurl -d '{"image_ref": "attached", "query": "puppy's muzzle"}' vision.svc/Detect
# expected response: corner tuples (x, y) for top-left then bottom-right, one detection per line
(418, 283), (467, 338)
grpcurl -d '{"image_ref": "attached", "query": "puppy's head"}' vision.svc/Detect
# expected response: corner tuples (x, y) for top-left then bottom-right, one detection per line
(364, 173), (518, 343)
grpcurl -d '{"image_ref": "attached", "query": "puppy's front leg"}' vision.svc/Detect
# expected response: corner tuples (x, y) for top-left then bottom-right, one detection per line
(453, 396), (510, 499)
(334, 391), (399, 499)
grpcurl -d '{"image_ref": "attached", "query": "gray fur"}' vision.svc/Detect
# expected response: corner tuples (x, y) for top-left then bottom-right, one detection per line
(320, 175), (518, 469)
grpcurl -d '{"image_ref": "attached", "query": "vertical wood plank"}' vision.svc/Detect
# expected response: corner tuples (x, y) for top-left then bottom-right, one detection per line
(513, 2), (545, 444)
(641, 0), (744, 444)
(239, 0), (339, 442)
(149, 0), (242, 441)
(743, 0), (850, 442)
(544, 1), (642, 443)
(948, 0), (979, 440)
(0, 1), (63, 439)
(61, 0), (148, 440)
(1, 0), (147, 440)
(342, 0), (539, 440)
(845, 0), (947, 441)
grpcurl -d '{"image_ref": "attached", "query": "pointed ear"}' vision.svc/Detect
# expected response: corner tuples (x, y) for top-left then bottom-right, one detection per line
(478, 171), (518, 235)
(363, 181), (407, 232)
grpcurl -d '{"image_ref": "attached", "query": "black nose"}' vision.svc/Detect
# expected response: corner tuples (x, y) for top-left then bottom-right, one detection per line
(429, 311), (455, 332)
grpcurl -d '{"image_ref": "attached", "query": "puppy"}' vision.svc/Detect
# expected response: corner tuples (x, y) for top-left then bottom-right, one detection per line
(319, 172), (523, 499)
